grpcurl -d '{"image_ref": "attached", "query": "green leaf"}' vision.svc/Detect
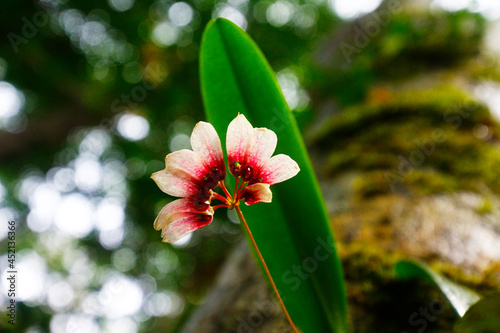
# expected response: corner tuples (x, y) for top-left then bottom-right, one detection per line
(454, 292), (500, 333)
(395, 260), (481, 317)
(200, 18), (349, 333)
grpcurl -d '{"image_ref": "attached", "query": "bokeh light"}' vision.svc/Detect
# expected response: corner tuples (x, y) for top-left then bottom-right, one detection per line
(0, 81), (24, 120)
(433, 0), (500, 20)
(99, 274), (144, 318)
(54, 193), (94, 238)
(108, 0), (135, 12)
(152, 22), (180, 47)
(267, 1), (295, 27)
(116, 113), (150, 141)
(277, 68), (310, 111)
(168, 2), (194, 27)
(329, 0), (383, 20)
(214, 5), (248, 30)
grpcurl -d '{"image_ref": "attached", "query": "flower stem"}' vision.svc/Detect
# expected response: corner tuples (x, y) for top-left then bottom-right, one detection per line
(234, 205), (299, 333)
(211, 192), (230, 205)
(218, 181), (233, 201)
(235, 180), (248, 200)
(212, 204), (229, 210)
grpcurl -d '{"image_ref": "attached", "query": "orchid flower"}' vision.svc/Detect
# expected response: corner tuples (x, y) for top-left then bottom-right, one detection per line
(152, 114), (299, 243)
(227, 114), (300, 206)
(151, 121), (225, 243)
(152, 114), (301, 333)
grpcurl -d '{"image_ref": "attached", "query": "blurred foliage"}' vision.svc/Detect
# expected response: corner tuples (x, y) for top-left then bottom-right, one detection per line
(306, 9), (487, 106)
(0, 0), (499, 332)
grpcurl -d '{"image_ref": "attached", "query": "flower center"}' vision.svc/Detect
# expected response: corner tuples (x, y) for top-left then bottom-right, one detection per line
(241, 165), (253, 181)
(203, 175), (217, 189)
(210, 166), (224, 182)
(194, 186), (211, 202)
(198, 166), (227, 205)
(231, 162), (241, 177)
(202, 163), (257, 211)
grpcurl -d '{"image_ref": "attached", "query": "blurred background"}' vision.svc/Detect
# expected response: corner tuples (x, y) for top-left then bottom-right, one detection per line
(1, 0), (500, 332)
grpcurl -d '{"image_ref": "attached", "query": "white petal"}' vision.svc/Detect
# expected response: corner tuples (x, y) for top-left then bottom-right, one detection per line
(226, 114), (253, 172)
(247, 127), (277, 170)
(191, 121), (225, 171)
(151, 169), (199, 197)
(154, 199), (213, 243)
(241, 183), (272, 205)
(151, 149), (208, 197)
(259, 154), (300, 185)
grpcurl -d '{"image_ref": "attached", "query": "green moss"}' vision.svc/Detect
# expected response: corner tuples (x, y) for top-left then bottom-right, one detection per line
(352, 170), (460, 198)
(312, 86), (500, 197)
(310, 85), (493, 144)
(350, 128), (500, 197)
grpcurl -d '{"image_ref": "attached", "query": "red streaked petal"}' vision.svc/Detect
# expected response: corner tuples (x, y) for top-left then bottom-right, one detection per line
(154, 198), (213, 243)
(153, 198), (210, 229)
(226, 114), (253, 173)
(247, 127), (277, 170)
(241, 183), (272, 205)
(258, 154), (300, 185)
(151, 169), (199, 197)
(161, 214), (212, 243)
(191, 121), (225, 173)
